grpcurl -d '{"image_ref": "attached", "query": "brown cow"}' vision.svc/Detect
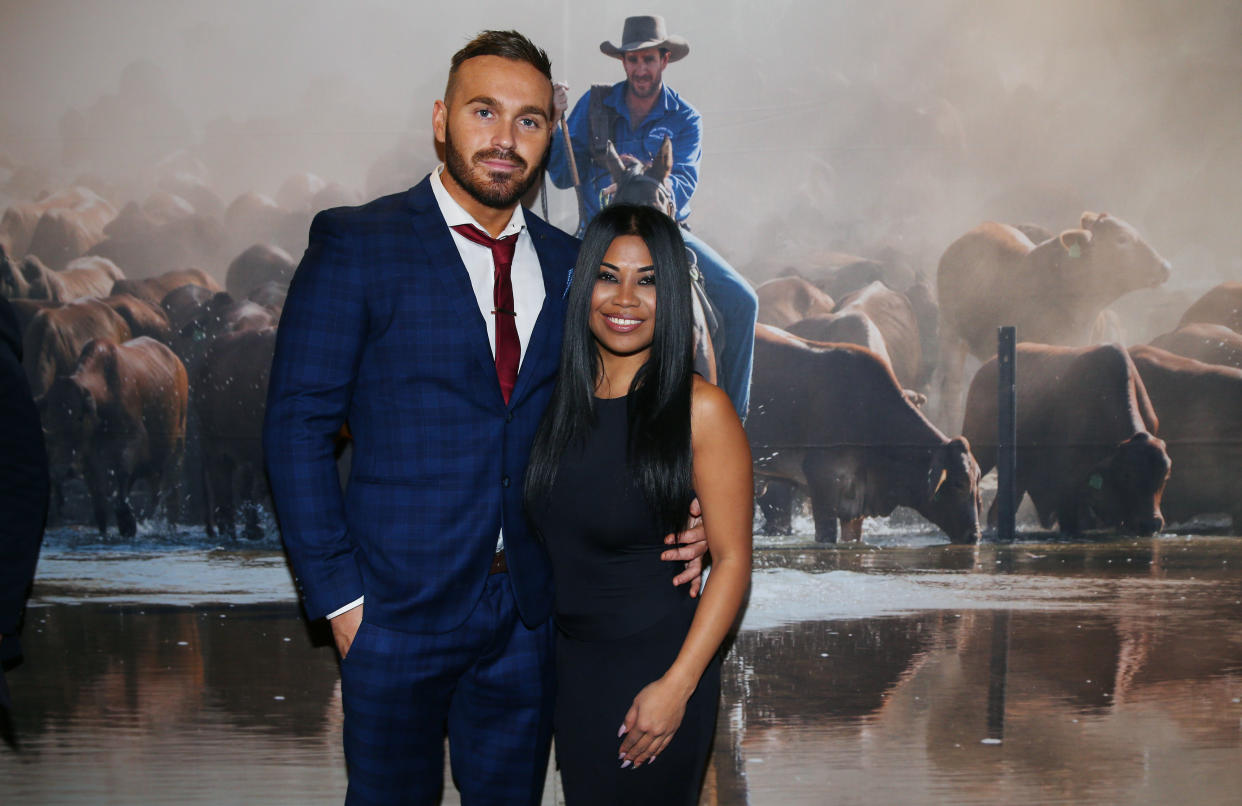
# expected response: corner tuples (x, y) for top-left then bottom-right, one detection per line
(26, 254), (124, 301)
(749, 324), (981, 544)
(1149, 323), (1242, 371)
(835, 281), (923, 389)
(225, 243), (294, 298)
(1177, 282), (1242, 333)
(90, 201), (226, 279)
(224, 191), (308, 257)
(1128, 345), (1242, 528)
(23, 299), (132, 396)
(756, 276), (835, 329)
(195, 327), (276, 539)
(0, 186), (112, 258)
(26, 196), (116, 270)
(39, 337), (188, 537)
(100, 294), (173, 343)
(2, 254), (124, 302)
(111, 268), (223, 306)
(962, 343), (1170, 536)
(246, 281), (287, 318)
(787, 310), (891, 365)
(171, 292), (275, 383)
(936, 213), (1171, 427)
(7, 298), (60, 340)
(161, 283), (216, 333)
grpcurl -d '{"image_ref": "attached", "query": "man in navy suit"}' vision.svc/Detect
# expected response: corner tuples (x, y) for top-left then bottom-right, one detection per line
(265, 31), (704, 805)
(0, 295), (49, 715)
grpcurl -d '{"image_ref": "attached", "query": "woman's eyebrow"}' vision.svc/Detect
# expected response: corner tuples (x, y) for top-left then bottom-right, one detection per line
(600, 261), (655, 272)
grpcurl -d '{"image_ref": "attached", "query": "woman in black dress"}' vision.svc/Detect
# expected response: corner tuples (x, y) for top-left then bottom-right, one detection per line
(525, 205), (752, 804)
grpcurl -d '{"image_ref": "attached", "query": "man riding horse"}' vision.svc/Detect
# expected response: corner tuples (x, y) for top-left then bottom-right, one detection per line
(548, 15), (758, 420)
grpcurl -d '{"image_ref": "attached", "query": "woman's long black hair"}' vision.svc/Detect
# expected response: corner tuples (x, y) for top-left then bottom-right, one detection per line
(524, 205), (695, 534)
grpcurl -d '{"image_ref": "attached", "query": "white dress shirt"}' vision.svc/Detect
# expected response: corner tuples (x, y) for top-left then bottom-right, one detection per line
(328, 168), (546, 620)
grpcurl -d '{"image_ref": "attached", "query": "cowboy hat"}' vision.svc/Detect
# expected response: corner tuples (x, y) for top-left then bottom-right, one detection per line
(600, 15), (690, 62)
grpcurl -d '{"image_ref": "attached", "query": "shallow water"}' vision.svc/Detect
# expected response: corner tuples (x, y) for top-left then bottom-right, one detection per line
(3, 531), (1241, 805)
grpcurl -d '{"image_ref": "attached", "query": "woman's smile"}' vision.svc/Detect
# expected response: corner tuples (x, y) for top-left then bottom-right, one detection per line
(591, 234), (658, 364)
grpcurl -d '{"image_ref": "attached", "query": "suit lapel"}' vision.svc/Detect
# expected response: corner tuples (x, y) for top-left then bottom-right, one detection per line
(404, 180), (503, 402)
(510, 214), (574, 408)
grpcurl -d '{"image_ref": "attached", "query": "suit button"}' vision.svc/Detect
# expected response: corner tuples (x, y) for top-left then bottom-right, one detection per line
(505, 412), (513, 423)
(502, 476), (511, 488)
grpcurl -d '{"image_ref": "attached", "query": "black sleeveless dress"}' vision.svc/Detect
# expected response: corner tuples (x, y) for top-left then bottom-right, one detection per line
(530, 394), (721, 805)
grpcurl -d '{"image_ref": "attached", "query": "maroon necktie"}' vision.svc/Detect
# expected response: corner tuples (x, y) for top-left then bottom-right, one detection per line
(451, 224), (520, 404)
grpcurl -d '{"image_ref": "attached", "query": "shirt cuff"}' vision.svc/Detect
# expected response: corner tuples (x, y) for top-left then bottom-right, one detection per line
(327, 596), (364, 620)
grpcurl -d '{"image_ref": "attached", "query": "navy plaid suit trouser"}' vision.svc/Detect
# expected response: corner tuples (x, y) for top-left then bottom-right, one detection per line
(340, 572), (555, 806)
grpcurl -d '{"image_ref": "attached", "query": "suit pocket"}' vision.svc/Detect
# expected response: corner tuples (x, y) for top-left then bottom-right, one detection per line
(340, 620), (370, 664)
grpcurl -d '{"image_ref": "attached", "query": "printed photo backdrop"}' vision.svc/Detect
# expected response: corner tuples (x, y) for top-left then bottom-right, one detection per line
(2, 2), (1241, 804)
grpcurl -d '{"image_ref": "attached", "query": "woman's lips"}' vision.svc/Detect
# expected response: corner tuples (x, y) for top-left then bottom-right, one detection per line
(604, 314), (643, 333)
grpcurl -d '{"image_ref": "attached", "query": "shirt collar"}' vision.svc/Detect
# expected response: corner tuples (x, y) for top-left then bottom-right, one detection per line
(430, 164), (526, 239)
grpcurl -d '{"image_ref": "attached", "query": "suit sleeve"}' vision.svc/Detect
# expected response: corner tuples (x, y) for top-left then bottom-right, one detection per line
(669, 105), (702, 218)
(263, 211), (367, 621)
(547, 93), (593, 191)
(0, 300), (47, 659)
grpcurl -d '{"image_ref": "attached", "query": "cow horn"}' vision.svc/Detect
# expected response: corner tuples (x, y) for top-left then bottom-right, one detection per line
(930, 468), (948, 499)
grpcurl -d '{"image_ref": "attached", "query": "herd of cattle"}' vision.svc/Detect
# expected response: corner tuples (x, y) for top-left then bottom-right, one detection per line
(751, 213), (1242, 543)
(3, 176), (1240, 545)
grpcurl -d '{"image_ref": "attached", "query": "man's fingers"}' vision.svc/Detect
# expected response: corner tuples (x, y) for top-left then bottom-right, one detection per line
(552, 81), (570, 116)
(671, 553), (701, 582)
(662, 538), (707, 564)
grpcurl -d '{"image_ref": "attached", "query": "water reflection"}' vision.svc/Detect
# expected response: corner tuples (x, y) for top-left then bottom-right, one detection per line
(3, 539), (1240, 805)
(711, 542), (1242, 805)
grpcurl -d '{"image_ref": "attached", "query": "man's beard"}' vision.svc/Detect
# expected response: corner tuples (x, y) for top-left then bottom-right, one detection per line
(443, 124), (545, 210)
(627, 77), (660, 99)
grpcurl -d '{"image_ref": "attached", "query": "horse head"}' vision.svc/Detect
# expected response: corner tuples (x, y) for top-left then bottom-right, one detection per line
(604, 136), (676, 220)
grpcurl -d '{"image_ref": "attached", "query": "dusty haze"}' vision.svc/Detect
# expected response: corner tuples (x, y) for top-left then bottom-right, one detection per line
(1, 0), (1238, 307)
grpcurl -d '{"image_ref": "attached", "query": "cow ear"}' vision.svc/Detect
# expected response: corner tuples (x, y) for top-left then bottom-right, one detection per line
(1059, 228), (1092, 258)
(1080, 211), (1108, 230)
(604, 141), (628, 184)
(649, 136), (674, 184)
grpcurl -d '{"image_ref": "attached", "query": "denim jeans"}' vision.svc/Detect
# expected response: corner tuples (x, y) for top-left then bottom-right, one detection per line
(680, 228), (758, 421)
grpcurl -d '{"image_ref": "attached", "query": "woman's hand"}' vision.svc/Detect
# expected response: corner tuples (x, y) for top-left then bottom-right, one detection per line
(617, 675), (693, 768)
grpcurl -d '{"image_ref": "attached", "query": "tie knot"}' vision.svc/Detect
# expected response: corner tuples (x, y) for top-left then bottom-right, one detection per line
(451, 224), (517, 265)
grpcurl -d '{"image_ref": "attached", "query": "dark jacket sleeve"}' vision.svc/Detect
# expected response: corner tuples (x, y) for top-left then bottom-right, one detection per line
(262, 211), (368, 620)
(0, 296), (49, 663)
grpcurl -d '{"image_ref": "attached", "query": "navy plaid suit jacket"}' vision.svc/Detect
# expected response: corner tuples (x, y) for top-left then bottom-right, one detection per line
(264, 177), (579, 633)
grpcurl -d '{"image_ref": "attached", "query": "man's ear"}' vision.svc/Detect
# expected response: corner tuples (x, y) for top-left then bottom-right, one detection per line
(432, 99), (448, 145)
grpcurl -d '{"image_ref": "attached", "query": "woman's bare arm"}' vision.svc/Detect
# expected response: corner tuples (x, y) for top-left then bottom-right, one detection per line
(618, 377), (753, 767)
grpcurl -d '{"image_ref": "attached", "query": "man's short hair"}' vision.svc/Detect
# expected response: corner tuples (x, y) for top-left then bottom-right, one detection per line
(445, 30), (553, 104)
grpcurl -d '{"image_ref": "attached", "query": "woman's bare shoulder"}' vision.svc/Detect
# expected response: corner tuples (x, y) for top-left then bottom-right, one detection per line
(691, 376), (742, 434)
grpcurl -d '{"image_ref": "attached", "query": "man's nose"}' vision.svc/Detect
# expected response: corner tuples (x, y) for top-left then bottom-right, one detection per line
(492, 122), (515, 149)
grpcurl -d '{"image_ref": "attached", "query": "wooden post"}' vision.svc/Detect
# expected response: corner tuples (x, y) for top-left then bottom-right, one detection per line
(996, 327), (1017, 542)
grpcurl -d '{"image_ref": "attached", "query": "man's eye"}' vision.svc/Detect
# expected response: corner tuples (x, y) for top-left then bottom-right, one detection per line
(519, 117), (541, 129)
(476, 109), (493, 119)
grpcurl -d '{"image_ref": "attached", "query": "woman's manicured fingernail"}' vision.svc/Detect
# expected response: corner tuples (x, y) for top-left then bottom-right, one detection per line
(620, 760), (632, 769)
(618, 724), (628, 737)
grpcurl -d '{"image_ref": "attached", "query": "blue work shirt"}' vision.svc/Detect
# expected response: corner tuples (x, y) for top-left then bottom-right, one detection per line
(548, 81), (702, 223)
